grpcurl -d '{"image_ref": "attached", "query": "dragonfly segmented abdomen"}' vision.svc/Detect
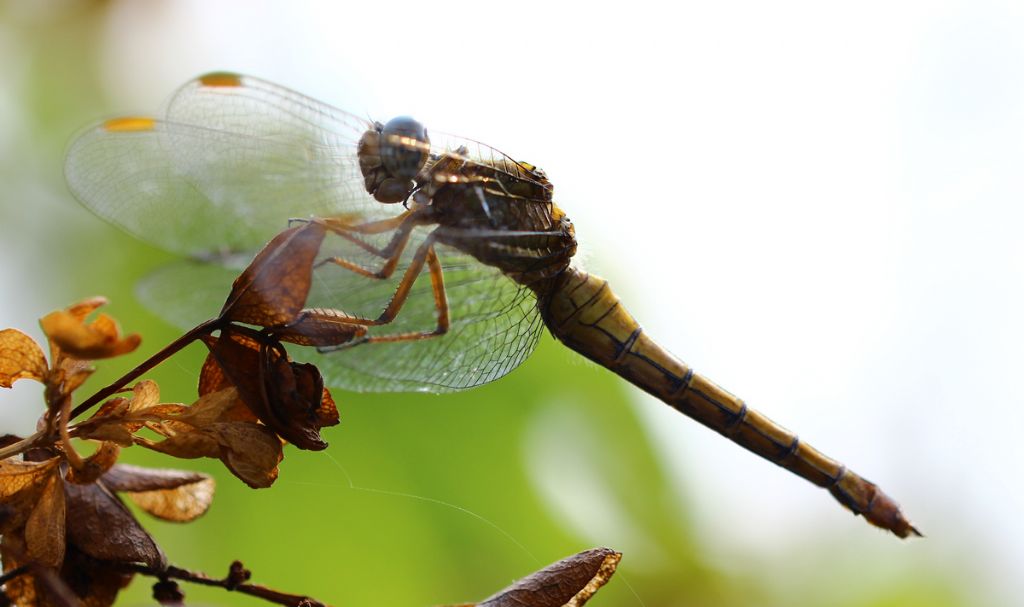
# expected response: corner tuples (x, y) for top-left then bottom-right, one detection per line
(538, 267), (920, 538)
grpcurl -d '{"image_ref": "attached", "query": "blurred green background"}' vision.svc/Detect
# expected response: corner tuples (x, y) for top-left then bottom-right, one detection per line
(1, 1), (1018, 606)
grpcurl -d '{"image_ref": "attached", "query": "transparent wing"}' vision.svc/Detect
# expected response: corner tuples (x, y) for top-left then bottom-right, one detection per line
(167, 73), (549, 198)
(64, 113), (374, 259)
(65, 72), (548, 258)
(136, 227), (544, 393)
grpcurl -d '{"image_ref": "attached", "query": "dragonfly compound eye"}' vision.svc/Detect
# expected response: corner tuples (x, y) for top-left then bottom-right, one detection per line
(380, 116), (429, 180)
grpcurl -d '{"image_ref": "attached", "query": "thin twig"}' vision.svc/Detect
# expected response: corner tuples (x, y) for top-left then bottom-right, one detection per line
(0, 433), (42, 461)
(118, 562), (328, 607)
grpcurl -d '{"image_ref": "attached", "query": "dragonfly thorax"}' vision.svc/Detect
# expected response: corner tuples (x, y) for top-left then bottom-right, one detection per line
(357, 116), (430, 204)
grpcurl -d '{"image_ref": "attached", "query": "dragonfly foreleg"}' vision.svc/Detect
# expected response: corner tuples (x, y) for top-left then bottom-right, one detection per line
(317, 235), (450, 350)
(314, 212), (420, 279)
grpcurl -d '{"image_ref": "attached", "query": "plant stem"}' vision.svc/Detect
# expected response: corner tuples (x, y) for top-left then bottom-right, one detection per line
(0, 433), (42, 461)
(68, 318), (223, 422)
(119, 562), (328, 607)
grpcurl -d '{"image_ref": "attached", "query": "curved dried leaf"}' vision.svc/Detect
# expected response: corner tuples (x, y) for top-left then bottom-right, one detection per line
(136, 430), (220, 460)
(207, 422), (283, 489)
(59, 357), (95, 394)
(25, 473), (66, 567)
(102, 464), (208, 492)
(65, 481), (167, 569)
(67, 442), (121, 485)
(103, 464), (216, 523)
(128, 380), (161, 412)
(220, 221), (326, 326)
(198, 353), (259, 423)
(65, 297), (109, 322)
(76, 399), (138, 446)
(2, 533), (41, 607)
(0, 328), (48, 387)
(61, 543), (135, 607)
(40, 310), (140, 360)
(174, 386), (243, 427)
(0, 457), (61, 533)
(126, 475), (215, 523)
(475, 548), (622, 607)
(207, 330), (335, 449)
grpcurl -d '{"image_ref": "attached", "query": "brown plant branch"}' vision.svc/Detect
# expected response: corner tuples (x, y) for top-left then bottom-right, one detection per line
(68, 318), (224, 422)
(118, 560), (327, 607)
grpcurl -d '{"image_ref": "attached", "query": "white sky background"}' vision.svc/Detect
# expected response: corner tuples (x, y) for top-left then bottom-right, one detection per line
(3, 0), (1022, 603)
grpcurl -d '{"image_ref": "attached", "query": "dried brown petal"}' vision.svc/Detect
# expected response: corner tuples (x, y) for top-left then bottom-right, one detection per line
(475, 548), (622, 607)
(40, 309), (140, 360)
(0, 328), (48, 387)
(220, 221), (326, 327)
(25, 472), (66, 567)
(66, 442), (121, 485)
(100, 465), (215, 523)
(64, 481), (167, 570)
(0, 457), (61, 533)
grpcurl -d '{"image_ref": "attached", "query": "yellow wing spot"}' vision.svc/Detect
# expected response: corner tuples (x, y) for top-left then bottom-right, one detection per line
(103, 117), (157, 132)
(199, 72), (243, 88)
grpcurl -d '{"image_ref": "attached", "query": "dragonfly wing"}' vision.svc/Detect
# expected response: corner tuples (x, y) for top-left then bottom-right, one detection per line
(136, 229), (544, 393)
(309, 238), (543, 392)
(65, 116), (377, 258)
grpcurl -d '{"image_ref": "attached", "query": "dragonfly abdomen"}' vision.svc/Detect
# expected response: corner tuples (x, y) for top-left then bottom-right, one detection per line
(538, 266), (920, 538)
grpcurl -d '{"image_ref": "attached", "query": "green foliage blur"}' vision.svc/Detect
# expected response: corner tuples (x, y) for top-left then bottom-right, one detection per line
(0, 2), (975, 606)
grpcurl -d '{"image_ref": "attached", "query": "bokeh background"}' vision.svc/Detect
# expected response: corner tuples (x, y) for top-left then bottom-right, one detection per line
(1, 1), (1021, 605)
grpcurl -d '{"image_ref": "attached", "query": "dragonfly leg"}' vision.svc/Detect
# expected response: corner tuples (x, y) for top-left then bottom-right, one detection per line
(359, 243), (450, 344)
(317, 236), (450, 350)
(314, 210), (427, 278)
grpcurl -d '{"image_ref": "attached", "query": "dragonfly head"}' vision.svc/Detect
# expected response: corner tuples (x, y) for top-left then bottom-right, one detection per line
(359, 116), (431, 204)
(380, 116), (430, 180)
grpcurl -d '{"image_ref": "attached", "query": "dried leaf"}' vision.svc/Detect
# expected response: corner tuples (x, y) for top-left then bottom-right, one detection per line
(101, 464), (208, 493)
(66, 442), (121, 485)
(198, 353), (259, 423)
(40, 308), (140, 360)
(3, 534), (131, 607)
(0, 457), (61, 533)
(102, 464), (215, 523)
(2, 533), (42, 607)
(25, 472), (66, 567)
(173, 386), (245, 428)
(64, 480), (167, 570)
(136, 430), (221, 460)
(58, 356), (94, 394)
(65, 297), (108, 322)
(0, 328), (48, 387)
(127, 380), (161, 412)
(206, 422), (283, 489)
(220, 221), (326, 327)
(76, 398), (136, 446)
(475, 548), (622, 607)
(207, 330), (337, 450)
(60, 543), (134, 607)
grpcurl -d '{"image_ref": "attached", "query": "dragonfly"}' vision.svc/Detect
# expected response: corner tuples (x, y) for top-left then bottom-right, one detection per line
(64, 72), (918, 538)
